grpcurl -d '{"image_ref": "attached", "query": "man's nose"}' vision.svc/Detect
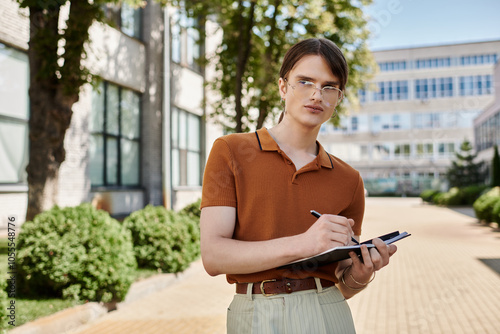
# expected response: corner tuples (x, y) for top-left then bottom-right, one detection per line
(310, 86), (323, 100)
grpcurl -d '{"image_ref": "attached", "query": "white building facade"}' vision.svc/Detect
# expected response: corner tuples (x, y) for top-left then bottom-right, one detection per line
(319, 40), (500, 195)
(0, 1), (222, 225)
(474, 60), (500, 177)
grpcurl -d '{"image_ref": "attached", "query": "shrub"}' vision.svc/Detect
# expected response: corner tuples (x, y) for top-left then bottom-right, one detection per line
(492, 199), (500, 224)
(473, 187), (500, 222)
(180, 198), (202, 222)
(16, 204), (137, 303)
(461, 185), (489, 205)
(123, 205), (200, 273)
(0, 278), (9, 330)
(434, 187), (464, 206)
(420, 189), (441, 203)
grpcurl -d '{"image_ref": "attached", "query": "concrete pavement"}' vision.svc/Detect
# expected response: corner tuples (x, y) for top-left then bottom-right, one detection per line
(66, 197), (500, 333)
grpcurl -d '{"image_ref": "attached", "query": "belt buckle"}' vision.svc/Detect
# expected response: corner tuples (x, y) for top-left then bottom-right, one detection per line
(260, 279), (277, 297)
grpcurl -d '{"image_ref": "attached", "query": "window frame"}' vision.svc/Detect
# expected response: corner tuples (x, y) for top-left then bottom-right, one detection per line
(90, 81), (142, 189)
(0, 43), (30, 185)
(170, 107), (203, 188)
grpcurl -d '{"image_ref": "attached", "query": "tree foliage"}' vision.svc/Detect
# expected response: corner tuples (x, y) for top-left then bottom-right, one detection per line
(446, 139), (484, 188)
(177, 0), (376, 133)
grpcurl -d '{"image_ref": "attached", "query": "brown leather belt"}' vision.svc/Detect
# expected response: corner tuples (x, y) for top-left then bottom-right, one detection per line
(236, 277), (335, 296)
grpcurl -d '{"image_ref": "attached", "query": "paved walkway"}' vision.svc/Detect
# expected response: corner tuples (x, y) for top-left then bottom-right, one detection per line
(70, 198), (500, 334)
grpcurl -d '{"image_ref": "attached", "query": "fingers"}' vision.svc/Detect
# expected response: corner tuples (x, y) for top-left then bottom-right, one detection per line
(318, 215), (355, 243)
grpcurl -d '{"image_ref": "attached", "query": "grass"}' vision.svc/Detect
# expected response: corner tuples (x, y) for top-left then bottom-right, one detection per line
(0, 246), (161, 327)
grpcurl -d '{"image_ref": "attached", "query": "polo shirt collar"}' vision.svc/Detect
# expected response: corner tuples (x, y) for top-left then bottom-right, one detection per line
(255, 128), (334, 169)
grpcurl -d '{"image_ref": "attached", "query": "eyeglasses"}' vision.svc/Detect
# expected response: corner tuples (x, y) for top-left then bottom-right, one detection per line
(285, 79), (344, 107)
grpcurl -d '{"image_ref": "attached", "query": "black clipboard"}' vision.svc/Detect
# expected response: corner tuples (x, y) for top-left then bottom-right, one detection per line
(277, 231), (411, 271)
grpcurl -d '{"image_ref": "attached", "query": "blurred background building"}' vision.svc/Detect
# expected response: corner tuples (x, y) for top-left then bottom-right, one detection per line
(0, 1), (223, 223)
(319, 40), (500, 195)
(1, 0), (500, 224)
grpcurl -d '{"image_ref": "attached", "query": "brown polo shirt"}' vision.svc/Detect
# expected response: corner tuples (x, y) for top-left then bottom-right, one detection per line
(201, 128), (365, 284)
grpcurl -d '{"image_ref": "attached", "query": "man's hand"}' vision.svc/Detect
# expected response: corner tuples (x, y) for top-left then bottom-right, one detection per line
(302, 214), (356, 257)
(349, 238), (397, 283)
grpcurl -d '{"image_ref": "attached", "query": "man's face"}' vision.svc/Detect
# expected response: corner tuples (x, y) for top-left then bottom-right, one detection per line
(279, 55), (341, 128)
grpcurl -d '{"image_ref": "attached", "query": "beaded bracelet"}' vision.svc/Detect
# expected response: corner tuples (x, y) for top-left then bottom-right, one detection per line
(341, 265), (376, 291)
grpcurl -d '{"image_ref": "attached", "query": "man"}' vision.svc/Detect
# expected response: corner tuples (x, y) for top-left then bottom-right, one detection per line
(200, 38), (397, 333)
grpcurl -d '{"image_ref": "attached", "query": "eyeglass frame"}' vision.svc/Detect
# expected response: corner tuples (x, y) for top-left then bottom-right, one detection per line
(284, 78), (344, 106)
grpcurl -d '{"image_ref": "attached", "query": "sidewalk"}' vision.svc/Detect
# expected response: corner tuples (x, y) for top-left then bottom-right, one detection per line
(33, 198), (500, 333)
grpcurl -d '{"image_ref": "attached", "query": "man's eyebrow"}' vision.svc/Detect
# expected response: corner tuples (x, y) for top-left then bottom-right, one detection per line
(294, 74), (340, 86)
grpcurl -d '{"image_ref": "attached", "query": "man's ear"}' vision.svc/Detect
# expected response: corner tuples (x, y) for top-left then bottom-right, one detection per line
(278, 77), (287, 99)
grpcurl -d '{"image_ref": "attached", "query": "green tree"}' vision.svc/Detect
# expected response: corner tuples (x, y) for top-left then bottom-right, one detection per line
(492, 145), (500, 187)
(180, 0), (376, 133)
(446, 139), (483, 188)
(17, 0), (144, 221)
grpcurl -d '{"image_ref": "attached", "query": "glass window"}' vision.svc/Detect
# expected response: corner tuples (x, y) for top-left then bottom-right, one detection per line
(171, 108), (202, 187)
(438, 142), (455, 157)
(121, 3), (141, 38)
(460, 54), (498, 66)
(90, 82), (141, 187)
(394, 143), (411, 158)
(0, 44), (29, 184)
(459, 75), (492, 96)
(372, 143), (392, 160)
(103, 3), (141, 39)
(171, 9), (202, 72)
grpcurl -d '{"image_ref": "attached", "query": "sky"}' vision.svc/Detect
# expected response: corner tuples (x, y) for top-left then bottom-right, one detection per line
(365, 0), (500, 50)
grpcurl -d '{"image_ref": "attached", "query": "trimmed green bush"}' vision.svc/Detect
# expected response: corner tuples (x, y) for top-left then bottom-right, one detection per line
(434, 187), (464, 206)
(180, 198), (202, 222)
(16, 204), (137, 303)
(0, 278), (9, 330)
(461, 185), (489, 205)
(492, 199), (500, 224)
(123, 205), (200, 273)
(420, 189), (441, 203)
(473, 187), (500, 222)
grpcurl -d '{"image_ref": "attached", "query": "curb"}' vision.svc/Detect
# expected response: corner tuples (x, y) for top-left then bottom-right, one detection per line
(8, 260), (203, 334)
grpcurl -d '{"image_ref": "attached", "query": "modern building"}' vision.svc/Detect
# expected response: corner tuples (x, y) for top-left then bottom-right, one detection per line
(474, 59), (500, 179)
(0, 1), (222, 225)
(319, 40), (500, 195)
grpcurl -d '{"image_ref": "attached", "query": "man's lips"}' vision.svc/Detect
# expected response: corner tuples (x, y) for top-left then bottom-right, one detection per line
(304, 104), (324, 112)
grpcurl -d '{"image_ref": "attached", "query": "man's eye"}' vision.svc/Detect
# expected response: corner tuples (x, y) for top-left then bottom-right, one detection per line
(323, 86), (337, 91)
(298, 80), (314, 86)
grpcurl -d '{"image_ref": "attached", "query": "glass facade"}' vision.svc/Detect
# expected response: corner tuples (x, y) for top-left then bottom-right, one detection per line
(378, 60), (407, 71)
(415, 77), (453, 99)
(460, 54), (497, 66)
(0, 43), (29, 184)
(90, 82), (141, 187)
(373, 80), (409, 101)
(459, 75), (493, 96)
(376, 54), (497, 72)
(475, 111), (500, 152)
(415, 57), (451, 69)
(171, 108), (202, 187)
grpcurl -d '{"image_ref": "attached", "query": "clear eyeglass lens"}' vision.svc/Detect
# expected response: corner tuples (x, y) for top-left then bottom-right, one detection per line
(296, 81), (342, 103)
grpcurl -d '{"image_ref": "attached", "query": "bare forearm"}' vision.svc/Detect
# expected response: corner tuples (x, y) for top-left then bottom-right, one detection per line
(201, 234), (307, 276)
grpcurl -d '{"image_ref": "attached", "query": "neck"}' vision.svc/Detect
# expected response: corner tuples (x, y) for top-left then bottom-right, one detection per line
(269, 118), (320, 154)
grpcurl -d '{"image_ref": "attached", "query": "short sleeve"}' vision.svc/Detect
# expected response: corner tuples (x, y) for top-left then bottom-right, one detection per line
(200, 138), (237, 208)
(339, 173), (365, 236)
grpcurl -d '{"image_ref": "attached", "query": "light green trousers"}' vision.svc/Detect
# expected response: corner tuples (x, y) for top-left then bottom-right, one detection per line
(227, 279), (356, 334)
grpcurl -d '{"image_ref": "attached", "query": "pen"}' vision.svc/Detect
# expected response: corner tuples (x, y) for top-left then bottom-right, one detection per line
(310, 210), (359, 245)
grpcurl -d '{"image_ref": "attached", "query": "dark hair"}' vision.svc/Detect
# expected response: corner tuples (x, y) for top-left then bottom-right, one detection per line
(279, 38), (348, 91)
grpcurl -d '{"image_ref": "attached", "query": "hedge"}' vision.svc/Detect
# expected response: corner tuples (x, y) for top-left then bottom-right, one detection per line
(420, 189), (440, 203)
(16, 204), (137, 303)
(473, 187), (500, 223)
(123, 205), (200, 273)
